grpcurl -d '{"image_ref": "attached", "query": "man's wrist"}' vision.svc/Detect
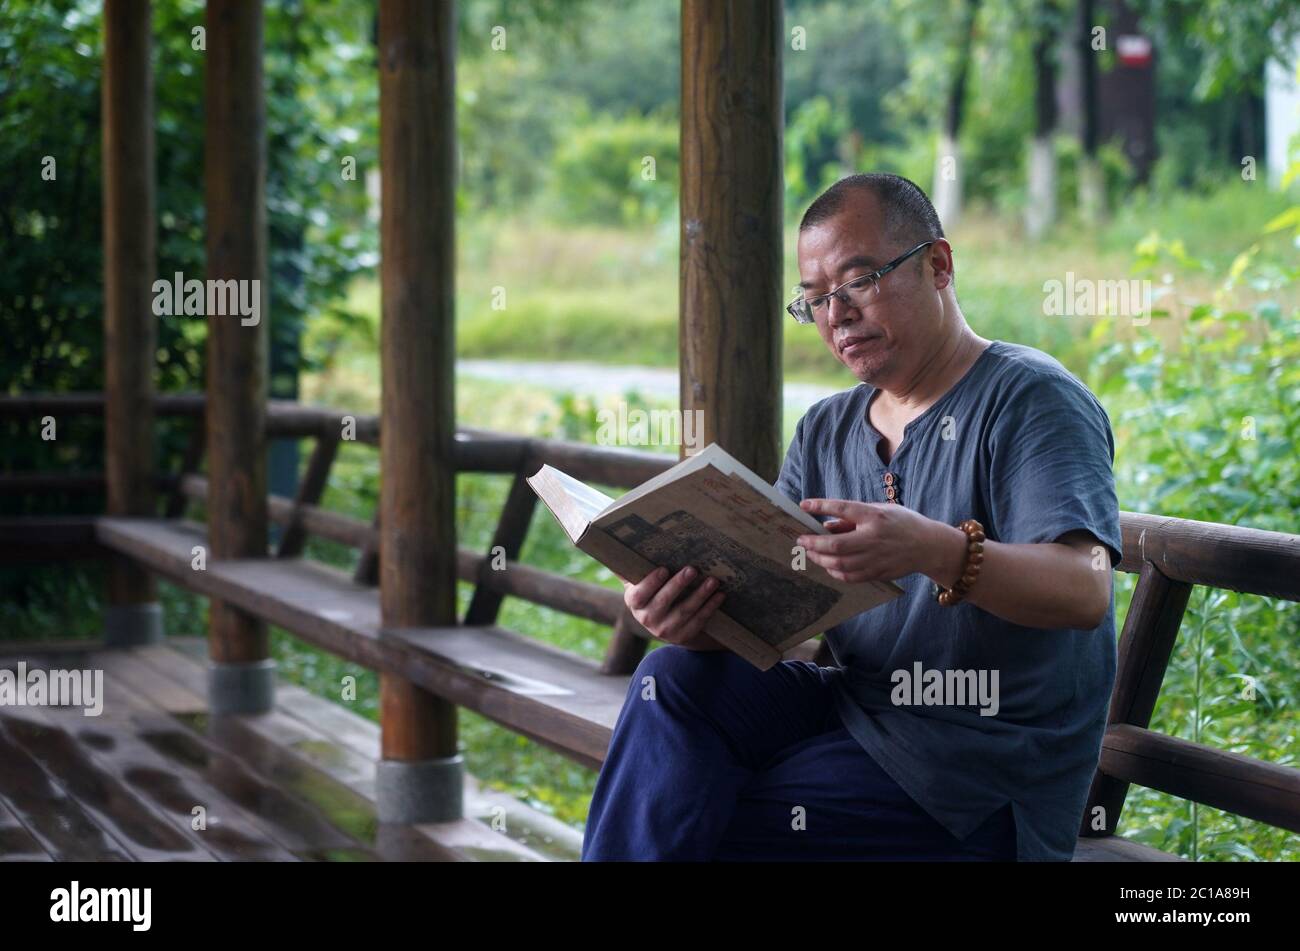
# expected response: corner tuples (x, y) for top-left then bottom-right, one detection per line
(926, 520), (970, 588)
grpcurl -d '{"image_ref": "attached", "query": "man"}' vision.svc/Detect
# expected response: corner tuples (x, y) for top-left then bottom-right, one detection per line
(582, 173), (1122, 862)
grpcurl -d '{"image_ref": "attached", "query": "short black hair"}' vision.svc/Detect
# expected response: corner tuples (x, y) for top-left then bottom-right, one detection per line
(799, 173), (944, 247)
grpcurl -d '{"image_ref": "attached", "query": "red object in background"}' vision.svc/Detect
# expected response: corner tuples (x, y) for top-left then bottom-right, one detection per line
(1116, 34), (1152, 68)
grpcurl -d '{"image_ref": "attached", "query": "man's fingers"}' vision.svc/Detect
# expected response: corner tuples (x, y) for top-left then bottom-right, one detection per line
(797, 531), (862, 554)
(809, 550), (873, 573)
(673, 590), (726, 642)
(625, 566), (668, 610)
(797, 513), (883, 552)
(799, 497), (861, 519)
(645, 566), (702, 624)
(661, 573), (722, 632)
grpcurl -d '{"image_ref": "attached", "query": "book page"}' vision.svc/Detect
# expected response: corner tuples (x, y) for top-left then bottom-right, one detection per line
(526, 465), (617, 543)
(598, 442), (821, 533)
(597, 444), (717, 515)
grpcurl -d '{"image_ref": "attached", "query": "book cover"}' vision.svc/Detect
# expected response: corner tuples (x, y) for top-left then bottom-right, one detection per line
(527, 443), (903, 670)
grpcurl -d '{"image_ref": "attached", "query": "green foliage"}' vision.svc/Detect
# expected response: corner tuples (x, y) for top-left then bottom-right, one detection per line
(0, 0), (108, 398)
(529, 0), (679, 117)
(1084, 187), (1300, 859)
(0, 0), (376, 490)
(1045, 137), (1134, 219)
(1146, 0), (1300, 100)
(0, 563), (105, 642)
(1091, 259), (1298, 535)
(783, 0), (909, 144)
(456, 55), (584, 214)
(785, 95), (852, 208)
(455, 0), (673, 219)
(544, 109), (679, 226)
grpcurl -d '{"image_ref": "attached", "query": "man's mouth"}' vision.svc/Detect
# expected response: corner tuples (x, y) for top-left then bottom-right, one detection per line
(839, 334), (881, 355)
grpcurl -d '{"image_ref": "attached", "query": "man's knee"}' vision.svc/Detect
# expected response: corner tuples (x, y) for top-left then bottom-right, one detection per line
(631, 644), (753, 698)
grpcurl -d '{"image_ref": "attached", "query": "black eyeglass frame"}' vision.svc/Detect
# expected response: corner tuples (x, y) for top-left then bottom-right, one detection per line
(787, 240), (937, 324)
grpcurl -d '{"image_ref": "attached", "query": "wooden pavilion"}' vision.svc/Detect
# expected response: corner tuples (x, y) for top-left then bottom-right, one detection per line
(1, 0), (1298, 861)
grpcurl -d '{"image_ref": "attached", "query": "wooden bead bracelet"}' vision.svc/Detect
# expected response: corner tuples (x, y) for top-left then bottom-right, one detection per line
(936, 518), (985, 606)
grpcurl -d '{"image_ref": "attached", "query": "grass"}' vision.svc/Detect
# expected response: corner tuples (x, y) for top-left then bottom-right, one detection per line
(303, 180), (1297, 409)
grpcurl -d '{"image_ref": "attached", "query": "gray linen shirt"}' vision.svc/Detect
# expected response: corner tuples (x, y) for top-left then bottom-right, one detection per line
(775, 339), (1123, 861)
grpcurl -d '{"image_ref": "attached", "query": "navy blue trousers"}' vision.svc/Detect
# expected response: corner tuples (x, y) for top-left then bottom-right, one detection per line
(581, 645), (1017, 861)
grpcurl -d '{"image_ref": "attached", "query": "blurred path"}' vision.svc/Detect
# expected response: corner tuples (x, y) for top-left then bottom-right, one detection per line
(457, 359), (845, 414)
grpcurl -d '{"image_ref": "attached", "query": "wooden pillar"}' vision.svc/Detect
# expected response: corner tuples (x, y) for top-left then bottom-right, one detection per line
(204, 0), (272, 710)
(376, 0), (461, 822)
(102, 0), (162, 647)
(679, 0), (784, 476)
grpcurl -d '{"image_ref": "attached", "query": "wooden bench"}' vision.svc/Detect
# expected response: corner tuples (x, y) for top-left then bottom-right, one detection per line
(6, 394), (1300, 860)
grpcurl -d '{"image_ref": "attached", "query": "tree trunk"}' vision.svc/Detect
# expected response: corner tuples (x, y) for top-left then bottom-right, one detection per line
(1077, 0), (1104, 226)
(933, 0), (982, 228)
(1026, 3), (1059, 240)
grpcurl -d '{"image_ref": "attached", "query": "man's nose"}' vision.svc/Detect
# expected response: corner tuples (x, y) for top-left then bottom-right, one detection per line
(827, 292), (859, 327)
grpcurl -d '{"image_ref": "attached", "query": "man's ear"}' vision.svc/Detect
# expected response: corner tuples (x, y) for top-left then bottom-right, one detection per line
(930, 239), (955, 290)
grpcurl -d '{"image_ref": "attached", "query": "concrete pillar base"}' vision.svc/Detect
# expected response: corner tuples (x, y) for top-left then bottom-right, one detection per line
(376, 754), (465, 824)
(103, 602), (164, 648)
(207, 658), (276, 715)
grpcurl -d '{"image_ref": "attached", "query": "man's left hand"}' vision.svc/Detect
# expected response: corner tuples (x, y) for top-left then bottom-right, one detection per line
(794, 498), (955, 584)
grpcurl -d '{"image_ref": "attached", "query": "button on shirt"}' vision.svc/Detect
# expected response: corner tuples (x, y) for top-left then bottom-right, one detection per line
(775, 340), (1123, 861)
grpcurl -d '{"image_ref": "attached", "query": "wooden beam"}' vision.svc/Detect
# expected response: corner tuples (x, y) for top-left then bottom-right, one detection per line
(1081, 561), (1192, 835)
(378, 0), (458, 763)
(679, 0), (784, 475)
(165, 416), (206, 518)
(464, 470), (539, 625)
(276, 435), (340, 557)
(353, 513), (381, 586)
(102, 0), (158, 609)
(1099, 725), (1300, 834)
(1117, 512), (1300, 601)
(204, 0), (270, 664)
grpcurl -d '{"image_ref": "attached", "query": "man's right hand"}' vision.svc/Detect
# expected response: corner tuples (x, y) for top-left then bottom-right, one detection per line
(620, 565), (727, 649)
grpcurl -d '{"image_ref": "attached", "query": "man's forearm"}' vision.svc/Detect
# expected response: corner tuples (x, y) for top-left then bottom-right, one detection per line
(924, 522), (1110, 630)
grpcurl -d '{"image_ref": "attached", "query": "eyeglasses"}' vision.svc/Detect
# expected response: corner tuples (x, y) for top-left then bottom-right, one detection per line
(787, 241), (936, 324)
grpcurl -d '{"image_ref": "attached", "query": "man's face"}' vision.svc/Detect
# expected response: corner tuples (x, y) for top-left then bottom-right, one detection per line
(795, 190), (945, 387)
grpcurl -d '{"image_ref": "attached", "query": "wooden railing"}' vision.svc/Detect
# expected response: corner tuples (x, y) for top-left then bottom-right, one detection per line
(0, 392), (675, 675)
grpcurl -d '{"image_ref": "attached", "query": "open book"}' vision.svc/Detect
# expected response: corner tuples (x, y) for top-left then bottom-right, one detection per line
(526, 442), (903, 670)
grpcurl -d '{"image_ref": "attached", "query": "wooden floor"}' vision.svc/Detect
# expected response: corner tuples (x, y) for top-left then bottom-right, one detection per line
(0, 638), (583, 862)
